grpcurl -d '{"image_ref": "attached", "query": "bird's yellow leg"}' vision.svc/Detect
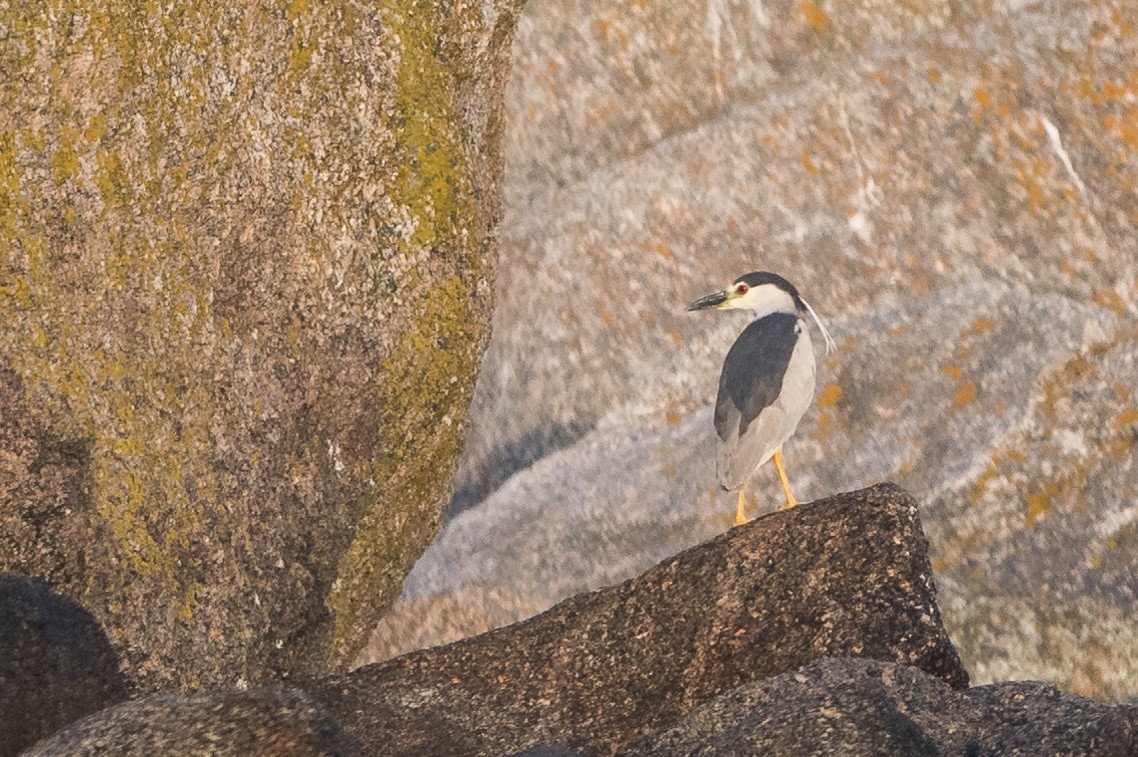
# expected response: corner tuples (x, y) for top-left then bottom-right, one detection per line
(734, 489), (749, 526)
(773, 447), (797, 510)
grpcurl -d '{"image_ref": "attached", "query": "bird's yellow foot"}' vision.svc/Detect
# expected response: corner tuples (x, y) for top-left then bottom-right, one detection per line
(773, 448), (797, 511)
(734, 490), (750, 526)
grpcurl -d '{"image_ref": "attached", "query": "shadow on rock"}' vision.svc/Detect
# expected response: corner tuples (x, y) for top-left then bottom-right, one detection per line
(0, 573), (128, 757)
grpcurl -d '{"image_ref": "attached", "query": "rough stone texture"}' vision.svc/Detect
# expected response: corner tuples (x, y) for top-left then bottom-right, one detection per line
(622, 658), (1138, 756)
(0, 0), (524, 690)
(321, 485), (966, 756)
(368, 0), (1138, 699)
(0, 573), (127, 757)
(24, 687), (349, 757)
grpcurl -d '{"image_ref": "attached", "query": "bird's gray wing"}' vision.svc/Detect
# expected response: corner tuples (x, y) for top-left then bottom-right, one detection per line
(713, 312), (799, 443)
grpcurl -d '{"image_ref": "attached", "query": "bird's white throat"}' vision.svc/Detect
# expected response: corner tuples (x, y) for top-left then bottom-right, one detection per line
(731, 283), (797, 318)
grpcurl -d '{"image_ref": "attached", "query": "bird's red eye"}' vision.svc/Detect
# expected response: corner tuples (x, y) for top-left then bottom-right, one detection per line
(737, 284), (749, 295)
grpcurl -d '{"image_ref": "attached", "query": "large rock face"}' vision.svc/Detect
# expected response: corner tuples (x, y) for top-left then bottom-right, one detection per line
(0, 0), (523, 690)
(368, 0), (1138, 700)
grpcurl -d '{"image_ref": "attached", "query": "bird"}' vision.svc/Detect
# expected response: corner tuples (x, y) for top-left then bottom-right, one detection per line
(687, 271), (836, 525)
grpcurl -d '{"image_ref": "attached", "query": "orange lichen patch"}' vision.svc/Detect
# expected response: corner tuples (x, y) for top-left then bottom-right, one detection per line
(650, 241), (675, 262)
(817, 383), (843, 409)
(1093, 288), (1128, 315)
(1106, 6), (1133, 35)
(1069, 73), (1138, 106)
(1039, 354), (1094, 423)
(1014, 157), (1056, 216)
(885, 323), (908, 336)
(584, 103), (617, 126)
(597, 303), (615, 327)
(799, 1), (831, 31)
(596, 18), (613, 44)
(911, 273), (931, 296)
(726, 215), (740, 231)
(665, 326), (683, 347)
(954, 380), (977, 406)
(941, 364), (963, 379)
(954, 344), (970, 360)
(839, 334), (860, 352)
(1114, 382), (1134, 403)
(973, 87), (992, 109)
(713, 67), (728, 92)
(1100, 81), (1134, 102)
(1103, 107), (1138, 149)
(969, 463), (999, 507)
(759, 134), (779, 150)
(930, 555), (958, 572)
(1025, 485), (1056, 527)
(800, 147), (818, 175)
(873, 71), (890, 86)
(665, 410), (682, 426)
(815, 408), (832, 438)
(1113, 407), (1138, 431)
(663, 461), (677, 477)
(968, 317), (997, 334)
(927, 67), (942, 84)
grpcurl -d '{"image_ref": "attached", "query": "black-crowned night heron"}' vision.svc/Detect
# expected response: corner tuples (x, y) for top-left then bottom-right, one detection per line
(687, 271), (836, 525)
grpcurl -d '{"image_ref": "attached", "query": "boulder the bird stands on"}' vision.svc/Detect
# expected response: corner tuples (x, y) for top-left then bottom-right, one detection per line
(687, 272), (836, 525)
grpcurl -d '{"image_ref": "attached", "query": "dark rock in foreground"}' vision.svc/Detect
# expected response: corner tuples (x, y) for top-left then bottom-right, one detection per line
(23, 687), (348, 757)
(311, 484), (966, 755)
(0, 574), (127, 757)
(23, 485), (1134, 755)
(622, 658), (1138, 756)
(20, 484), (966, 755)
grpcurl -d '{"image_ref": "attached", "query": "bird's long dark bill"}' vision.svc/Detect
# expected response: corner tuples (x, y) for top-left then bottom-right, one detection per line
(686, 291), (729, 311)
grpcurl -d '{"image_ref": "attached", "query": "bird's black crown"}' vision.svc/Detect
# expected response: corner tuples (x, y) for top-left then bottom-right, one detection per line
(732, 271), (805, 310)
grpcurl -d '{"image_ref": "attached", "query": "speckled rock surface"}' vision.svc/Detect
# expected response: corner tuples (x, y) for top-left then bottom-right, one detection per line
(370, 0), (1138, 699)
(0, 1), (524, 690)
(24, 687), (348, 757)
(0, 573), (127, 757)
(322, 485), (966, 756)
(622, 658), (1138, 756)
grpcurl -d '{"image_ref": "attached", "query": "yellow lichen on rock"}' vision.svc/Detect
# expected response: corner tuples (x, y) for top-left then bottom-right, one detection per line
(0, 0), (521, 690)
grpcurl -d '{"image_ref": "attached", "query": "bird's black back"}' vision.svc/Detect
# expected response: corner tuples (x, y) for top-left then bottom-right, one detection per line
(714, 312), (799, 441)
